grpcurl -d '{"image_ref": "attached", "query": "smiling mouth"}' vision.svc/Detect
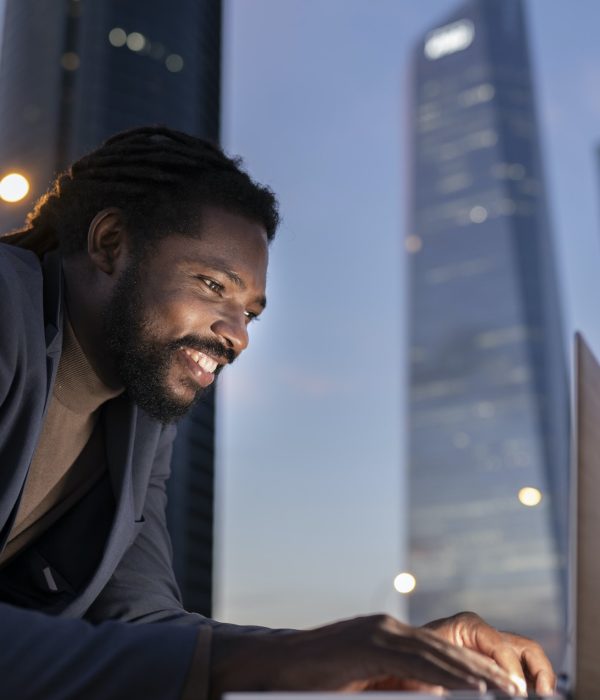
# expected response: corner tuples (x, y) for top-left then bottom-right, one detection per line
(177, 346), (222, 389)
(181, 346), (220, 373)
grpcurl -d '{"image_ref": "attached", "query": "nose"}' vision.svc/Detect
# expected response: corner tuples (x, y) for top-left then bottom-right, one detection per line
(210, 308), (249, 355)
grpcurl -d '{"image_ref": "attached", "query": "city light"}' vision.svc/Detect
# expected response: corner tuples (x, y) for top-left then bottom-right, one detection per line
(424, 19), (475, 61)
(61, 52), (80, 71)
(108, 27), (127, 47)
(109, 28), (182, 74)
(166, 54), (184, 73)
(393, 572), (416, 594)
(405, 234), (423, 253)
(0, 173), (30, 202)
(469, 205), (488, 223)
(126, 32), (146, 52)
(518, 487), (543, 507)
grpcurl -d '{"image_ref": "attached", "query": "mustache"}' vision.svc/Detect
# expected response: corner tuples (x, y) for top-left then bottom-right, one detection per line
(168, 335), (237, 367)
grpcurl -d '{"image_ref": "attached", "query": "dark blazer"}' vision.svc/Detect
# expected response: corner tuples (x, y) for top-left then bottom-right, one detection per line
(0, 243), (218, 699)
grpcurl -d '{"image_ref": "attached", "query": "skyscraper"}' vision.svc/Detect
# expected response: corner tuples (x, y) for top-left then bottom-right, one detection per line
(0, 0), (222, 616)
(406, 0), (568, 661)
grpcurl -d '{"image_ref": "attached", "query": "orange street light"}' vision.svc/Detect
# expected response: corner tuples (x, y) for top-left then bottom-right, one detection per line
(0, 172), (30, 203)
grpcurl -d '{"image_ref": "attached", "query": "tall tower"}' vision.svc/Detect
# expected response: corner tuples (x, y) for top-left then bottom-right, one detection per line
(0, 0), (222, 616)
(406, 0), (568, 661)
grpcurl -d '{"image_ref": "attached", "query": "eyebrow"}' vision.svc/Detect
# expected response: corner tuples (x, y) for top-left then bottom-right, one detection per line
(184, 255), (267, 310)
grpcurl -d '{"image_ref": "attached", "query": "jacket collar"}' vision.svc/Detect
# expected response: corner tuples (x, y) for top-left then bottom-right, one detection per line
(41, 250), (64, 387)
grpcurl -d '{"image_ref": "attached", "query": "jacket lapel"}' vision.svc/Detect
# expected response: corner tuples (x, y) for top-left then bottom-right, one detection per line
(42, 250), (64, 411)
(0, 251), (63, 549)
(62, 394), (139, 617)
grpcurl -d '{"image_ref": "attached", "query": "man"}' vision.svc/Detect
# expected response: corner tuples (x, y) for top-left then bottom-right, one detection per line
(0, 126), (554, 699)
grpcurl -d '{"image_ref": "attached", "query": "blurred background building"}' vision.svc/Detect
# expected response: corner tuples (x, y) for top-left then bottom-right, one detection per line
(406, 0), (568, 660)
(0, 0), (222, 616)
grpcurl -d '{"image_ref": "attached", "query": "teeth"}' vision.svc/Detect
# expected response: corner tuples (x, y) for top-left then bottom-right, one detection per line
(183, 347), (218, 374)
(198, 354), (217, 373)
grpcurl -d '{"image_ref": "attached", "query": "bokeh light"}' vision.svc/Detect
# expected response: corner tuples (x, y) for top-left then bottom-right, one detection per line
(108, 27), (127, 47)
(0, 173), (30, 202)
(393, 572), (417, 594)
(518, 487), (543, 507)
(126, 32), (146, 52)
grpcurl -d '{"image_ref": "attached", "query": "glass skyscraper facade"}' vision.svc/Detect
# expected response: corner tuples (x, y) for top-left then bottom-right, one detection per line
(0, 0), (222, 616)
(406, 0), (568, 662)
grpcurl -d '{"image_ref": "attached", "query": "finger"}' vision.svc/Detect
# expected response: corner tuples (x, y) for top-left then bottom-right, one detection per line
(499, 633), (556, 694)
(382, 628), (519, 695)
(523, 644), (556, 681)
(400, 649), (488, 692)
(533, 670), (556, 696)
(376, 623), (488, 690)
(456, 623), (528, 694)
(521, 646), (556, 695)
(414, 627), (523, 694)
(488, 646), (527, 696)
(398, 680), (445, 695)
(437, 645), (520, 695)
(366, 676), (445, 694)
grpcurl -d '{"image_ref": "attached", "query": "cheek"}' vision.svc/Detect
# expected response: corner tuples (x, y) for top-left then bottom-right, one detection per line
(142, 290), (213, 338)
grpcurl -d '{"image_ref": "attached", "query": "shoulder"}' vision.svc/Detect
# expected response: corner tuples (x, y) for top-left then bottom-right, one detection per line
(0, 243), (43, 309)
(0, 242), (41, 278)
(0, 243), (44, 362)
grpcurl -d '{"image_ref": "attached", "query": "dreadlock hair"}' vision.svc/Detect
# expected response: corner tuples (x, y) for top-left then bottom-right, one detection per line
(1, 125), (279, 258)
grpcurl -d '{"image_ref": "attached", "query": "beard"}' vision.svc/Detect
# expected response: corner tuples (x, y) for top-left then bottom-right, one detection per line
(102, 254), (234, 424)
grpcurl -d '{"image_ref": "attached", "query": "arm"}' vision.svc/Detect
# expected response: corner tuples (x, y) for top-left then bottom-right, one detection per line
(207, 613), (528, 698)
(85, 422), (193, 626)
(0, 590), (199, 700)
(84, 421), (284, 699)
(84, 422), (275, 634)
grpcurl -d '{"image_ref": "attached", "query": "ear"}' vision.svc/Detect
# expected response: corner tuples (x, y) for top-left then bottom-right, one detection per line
(87, 208), (129, 274)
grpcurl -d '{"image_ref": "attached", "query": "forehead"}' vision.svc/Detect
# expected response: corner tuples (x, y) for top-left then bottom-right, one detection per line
(148, 209), (269, 284)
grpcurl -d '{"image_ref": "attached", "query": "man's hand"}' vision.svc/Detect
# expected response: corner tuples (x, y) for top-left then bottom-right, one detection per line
(209, 614), (528, 699)
(423, 611), (556, 696)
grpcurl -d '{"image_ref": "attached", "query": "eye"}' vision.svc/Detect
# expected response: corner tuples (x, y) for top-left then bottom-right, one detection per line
(197, 276), (224, 294)
(244, 310), (261, 323)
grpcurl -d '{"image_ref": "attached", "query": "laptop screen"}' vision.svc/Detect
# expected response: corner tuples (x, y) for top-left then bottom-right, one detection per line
(571, 333), (600, 699)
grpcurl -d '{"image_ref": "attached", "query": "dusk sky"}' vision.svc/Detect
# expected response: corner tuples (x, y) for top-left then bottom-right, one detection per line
(215, 0), (600, 630)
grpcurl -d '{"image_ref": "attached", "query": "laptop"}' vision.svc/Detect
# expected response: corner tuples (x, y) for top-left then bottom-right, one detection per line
(565, 332), (600, 700)
(226, 333), (600, 700)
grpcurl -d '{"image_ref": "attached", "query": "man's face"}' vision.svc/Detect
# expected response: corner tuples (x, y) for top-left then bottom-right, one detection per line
(103, 207), (269, 423)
